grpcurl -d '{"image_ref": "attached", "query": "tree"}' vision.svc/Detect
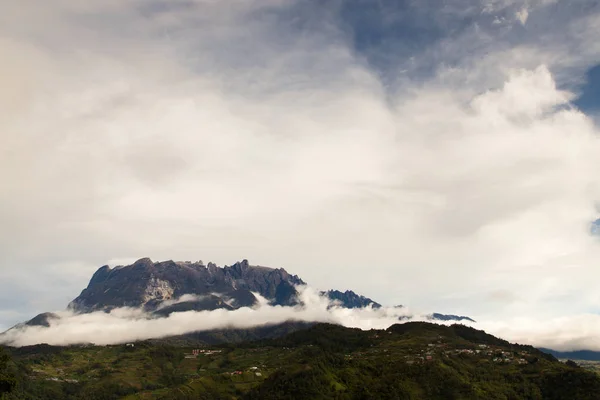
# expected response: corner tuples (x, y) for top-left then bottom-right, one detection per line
(566, 360), (579, 368)
(0, 347), (16, 395)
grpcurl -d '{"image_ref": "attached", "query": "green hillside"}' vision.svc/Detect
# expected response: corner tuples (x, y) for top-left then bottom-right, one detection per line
(2, 322), (600, 399)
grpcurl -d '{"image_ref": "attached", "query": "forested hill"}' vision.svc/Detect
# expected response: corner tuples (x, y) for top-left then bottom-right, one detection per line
(2, 322), (600, 399)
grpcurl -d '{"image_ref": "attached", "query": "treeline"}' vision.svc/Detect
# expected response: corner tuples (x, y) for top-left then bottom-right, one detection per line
(0, 347), (17, 396)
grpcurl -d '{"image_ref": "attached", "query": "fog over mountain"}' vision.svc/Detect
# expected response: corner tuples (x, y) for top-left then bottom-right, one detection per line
(1, 258), (474, 346)
(1, 257), (599, 352)
(2, 0), (600, 348)
(0, 286), (412, 347)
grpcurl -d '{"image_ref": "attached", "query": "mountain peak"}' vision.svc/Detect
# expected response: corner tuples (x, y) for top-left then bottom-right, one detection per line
(322, 289), (381, 309)
(134, 257), (153, 265)
(230, 259), (250, 274)
(89, 265), (112, 285)
(429, 313), (476, 323)
(68, 258), (305, 314)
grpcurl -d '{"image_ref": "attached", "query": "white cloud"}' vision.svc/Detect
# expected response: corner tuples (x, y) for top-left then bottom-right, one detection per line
(6, 287), (600, 352)
(516, 7), (529, 25)
(480, 314), (600, 351)
(1, 0), (600, 350)
(1, 287), (415, 346)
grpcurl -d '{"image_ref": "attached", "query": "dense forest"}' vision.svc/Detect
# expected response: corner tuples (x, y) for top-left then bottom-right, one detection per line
(2, 322), (600, 399)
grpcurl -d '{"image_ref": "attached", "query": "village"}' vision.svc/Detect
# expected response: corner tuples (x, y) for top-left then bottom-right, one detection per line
(184, 348), (223, 359)
(402, 340), (532, 366)
(228, 366), (263, 378)
(343, 334), (533, 367)
(183, 348), (264, 379)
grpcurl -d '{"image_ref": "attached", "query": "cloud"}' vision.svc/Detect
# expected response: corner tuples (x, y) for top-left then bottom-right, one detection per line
(1, 0), (600, 351)
(0, 287), (414, 347)
(479, 314), (600, 351)
(154, 294), (213, 310)
(516, 7), (529, 25)
(6, 286), (600, 352)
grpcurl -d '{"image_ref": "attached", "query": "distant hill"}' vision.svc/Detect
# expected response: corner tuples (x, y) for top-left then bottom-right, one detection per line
(428, 313), (476, 322)
(539, 347), (600, 361)
(320, 289), (381, 309)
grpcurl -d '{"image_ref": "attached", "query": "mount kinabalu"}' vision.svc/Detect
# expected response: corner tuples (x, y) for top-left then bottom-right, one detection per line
(68, 258), (305, 314)
(17, 257), (472, 328)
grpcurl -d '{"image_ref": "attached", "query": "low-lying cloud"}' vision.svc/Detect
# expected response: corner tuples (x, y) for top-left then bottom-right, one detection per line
(478, 315), (600, 352)
(6, 286), (600, 352)
(0, 287), (414, 347)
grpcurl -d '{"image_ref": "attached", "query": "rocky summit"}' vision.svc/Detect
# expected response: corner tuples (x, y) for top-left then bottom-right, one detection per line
(68, 258), (304, 315)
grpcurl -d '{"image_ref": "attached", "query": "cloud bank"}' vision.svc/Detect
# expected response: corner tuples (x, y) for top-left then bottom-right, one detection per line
(1, 0), (600, 349)
(1, 287), (415, 347)
(5, 286), (600, 352)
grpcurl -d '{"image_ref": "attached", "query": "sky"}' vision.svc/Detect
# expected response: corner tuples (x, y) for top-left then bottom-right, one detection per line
(2, 0), (600, 346)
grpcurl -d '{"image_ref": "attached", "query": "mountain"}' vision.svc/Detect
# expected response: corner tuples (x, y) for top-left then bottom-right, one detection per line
(68, 258), (304, 314)
(320, 289), (381, 309)
(22, 313), (60, 328)
(428, 313), (476, 323)
(1, 313), (61, 338)
(8, 257), (474, 334)
(149, 320), (317, 346)
(67, 258), (388, 317)
(539, 348), (600, 361)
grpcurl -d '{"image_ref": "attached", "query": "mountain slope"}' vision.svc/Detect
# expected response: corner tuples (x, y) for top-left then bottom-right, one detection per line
(5, 322), (600, 400)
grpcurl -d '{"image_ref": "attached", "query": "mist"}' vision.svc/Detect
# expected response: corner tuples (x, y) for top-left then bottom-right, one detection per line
(5, 286), (600, 352)
(0, 287), (415, 347)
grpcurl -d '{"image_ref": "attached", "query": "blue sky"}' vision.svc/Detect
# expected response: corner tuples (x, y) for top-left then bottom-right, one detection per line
(2, 0), (600, 347)
(574, 64), (600, 116)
